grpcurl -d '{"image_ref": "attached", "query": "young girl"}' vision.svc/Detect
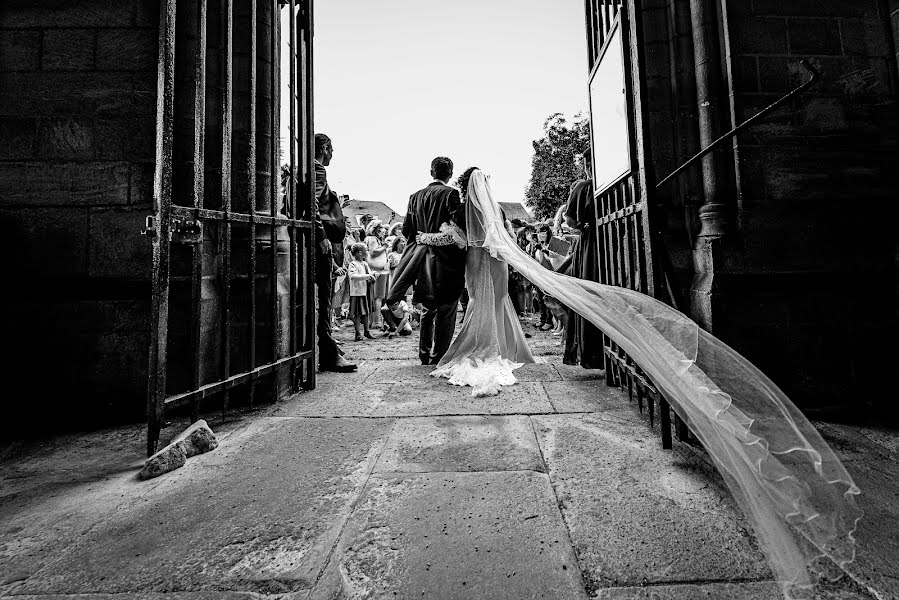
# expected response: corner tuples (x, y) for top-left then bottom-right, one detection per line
(348, 242), (376, 341)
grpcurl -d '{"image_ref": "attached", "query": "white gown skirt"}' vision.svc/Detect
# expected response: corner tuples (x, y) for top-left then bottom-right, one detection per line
(431, 246), (537, 396)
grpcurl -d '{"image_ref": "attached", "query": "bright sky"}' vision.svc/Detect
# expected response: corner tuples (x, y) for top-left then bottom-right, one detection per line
(283, 0), (588, 215)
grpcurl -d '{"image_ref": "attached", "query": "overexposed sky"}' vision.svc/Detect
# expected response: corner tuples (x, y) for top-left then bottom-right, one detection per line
(284, 0), (588, 215)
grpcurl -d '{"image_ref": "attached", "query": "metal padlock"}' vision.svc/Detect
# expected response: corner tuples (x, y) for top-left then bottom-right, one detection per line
(141, 215), (158, 238)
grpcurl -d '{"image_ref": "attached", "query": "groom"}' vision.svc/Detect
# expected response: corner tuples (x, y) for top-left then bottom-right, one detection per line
(383, 157), (466, 365)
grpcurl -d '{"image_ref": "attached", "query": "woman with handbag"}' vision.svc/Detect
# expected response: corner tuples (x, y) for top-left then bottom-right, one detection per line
(364, 219), (391, 330)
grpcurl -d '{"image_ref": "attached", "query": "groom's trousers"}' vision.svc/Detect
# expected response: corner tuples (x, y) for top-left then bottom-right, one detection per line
(419, 302), (456, 364)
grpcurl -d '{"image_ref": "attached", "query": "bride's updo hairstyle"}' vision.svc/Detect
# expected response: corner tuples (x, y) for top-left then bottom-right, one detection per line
(455, 166), (479, 199)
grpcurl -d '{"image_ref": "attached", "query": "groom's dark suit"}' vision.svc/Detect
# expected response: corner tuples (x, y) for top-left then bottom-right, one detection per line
(385, 181), (466, 364)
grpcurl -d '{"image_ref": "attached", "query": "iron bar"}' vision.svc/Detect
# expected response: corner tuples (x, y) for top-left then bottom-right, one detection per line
(602, 0), (611, 39)
(147, 0), (178, 457)
(288, 0), (298, 392)
(189, 0), (208, 424)
(170, 203), (312, 226)
(248, 0), (260, 409)
(619, 184), (632, 289)
(163, 350), (314, 407)
(270, 0), (279, 404)
(655, 60), (821, 190)
(302, 0), (316, 390)
(220, 0), (234, 419)
(660, 399), (672, 449)
(584, 0), (595, 70)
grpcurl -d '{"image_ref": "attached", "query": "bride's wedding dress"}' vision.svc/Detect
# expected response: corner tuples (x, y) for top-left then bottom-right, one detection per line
(431, 240), (537, 397)
(438, 169), (860, 600)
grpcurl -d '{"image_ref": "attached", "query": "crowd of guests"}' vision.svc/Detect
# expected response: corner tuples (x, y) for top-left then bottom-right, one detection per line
(330, 216), (418, 341)
(325, 197), (587, 352)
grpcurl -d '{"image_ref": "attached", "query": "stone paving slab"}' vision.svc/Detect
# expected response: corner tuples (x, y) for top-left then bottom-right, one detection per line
(593, 581), (781, 599)
(370, 380), (554, 416)
(510, 362), (563, 382)
(531, 413), (771, 589)
(375, 416), (544, 474)
(365, 360), (448, 384)
(543, 379), (625, 413)
(0, 417), (259, 594)
(271, 382), (392, 417)
(11, 417), (394, 597)
(366, 360), (561, 384)
(553, 362), (606, 381)
(3, 594), (279, 600)
(310, 471), (588, 600)
(835, 457), (899, 599)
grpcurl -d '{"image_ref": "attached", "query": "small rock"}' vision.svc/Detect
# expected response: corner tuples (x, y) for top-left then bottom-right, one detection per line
(173, 419), (219, 457)
(139, 443), (186, 479)
(139, 419), (218, 479)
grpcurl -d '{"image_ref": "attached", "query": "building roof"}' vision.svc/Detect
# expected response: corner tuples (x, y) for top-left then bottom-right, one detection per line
(499, 202), (532, 223)
(343, 199), (404, 229)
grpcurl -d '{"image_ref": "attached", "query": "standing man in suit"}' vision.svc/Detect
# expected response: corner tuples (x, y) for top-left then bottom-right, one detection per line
(382, 157), (466, 365)
(314, 133), (357, 372)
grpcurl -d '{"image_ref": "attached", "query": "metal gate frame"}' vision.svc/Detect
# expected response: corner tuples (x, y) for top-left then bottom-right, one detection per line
(585, 0), (688, 448)
(146, 0), (316, 456)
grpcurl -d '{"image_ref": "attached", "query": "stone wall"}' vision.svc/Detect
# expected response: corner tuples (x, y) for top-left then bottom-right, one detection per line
(632, 0), (898, 411)
(720, 0), (898, 409)
(0, 0), (159, 432)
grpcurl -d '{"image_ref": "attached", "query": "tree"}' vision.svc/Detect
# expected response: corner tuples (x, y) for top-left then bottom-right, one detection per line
(525, 113), (591, 220)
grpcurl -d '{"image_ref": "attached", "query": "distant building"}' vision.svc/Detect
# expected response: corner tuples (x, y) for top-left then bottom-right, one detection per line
(498, 202), (532, 223)
(342, 198), (404, 230)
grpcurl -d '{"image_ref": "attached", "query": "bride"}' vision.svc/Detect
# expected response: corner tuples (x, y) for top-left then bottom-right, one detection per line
(416, 167), (862, 600)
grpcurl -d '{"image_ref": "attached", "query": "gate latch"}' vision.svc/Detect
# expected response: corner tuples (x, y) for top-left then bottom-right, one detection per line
(142, 215), (157, 238)
(171, 218), (203, 245)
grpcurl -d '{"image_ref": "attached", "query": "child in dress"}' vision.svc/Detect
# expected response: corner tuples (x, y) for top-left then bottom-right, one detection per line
(348, 242), (376, 341)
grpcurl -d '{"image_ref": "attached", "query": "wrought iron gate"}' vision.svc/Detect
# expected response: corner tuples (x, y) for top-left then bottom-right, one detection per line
(585, 0), (687, 448)
(146, 0), (316, 456)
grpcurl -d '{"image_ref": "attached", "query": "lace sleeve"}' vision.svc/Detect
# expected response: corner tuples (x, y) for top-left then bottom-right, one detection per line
(417, 231), (456, 246)
(416, 222), (467, 249)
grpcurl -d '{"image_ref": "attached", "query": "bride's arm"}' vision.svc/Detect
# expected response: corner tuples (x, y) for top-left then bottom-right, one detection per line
(416, 222), (466, 249)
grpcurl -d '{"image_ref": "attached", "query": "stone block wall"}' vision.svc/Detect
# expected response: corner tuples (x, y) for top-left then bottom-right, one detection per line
(718, 0), (898, 409)
(630, 0), (897, 411)
(0, 0), (159, 432)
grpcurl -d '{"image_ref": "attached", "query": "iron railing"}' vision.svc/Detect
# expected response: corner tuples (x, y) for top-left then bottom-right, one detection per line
(586, 1), (689, 449)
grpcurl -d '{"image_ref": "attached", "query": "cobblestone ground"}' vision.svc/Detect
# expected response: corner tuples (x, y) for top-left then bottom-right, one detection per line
(0, 310), (895, 600)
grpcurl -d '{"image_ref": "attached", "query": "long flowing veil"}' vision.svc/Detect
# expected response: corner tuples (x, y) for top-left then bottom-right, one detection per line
(465, 170), (861, 599)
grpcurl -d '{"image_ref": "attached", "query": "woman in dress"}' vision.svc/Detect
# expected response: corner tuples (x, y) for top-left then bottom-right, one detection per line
(363, 219), (391, 330)
(563, 152), (604, 369)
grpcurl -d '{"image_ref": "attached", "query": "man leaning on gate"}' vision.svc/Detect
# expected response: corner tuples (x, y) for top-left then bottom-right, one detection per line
(313, 133), (357, 372)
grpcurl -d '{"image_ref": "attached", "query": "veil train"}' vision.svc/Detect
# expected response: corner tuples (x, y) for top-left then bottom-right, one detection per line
(462, 169), (861, 599)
